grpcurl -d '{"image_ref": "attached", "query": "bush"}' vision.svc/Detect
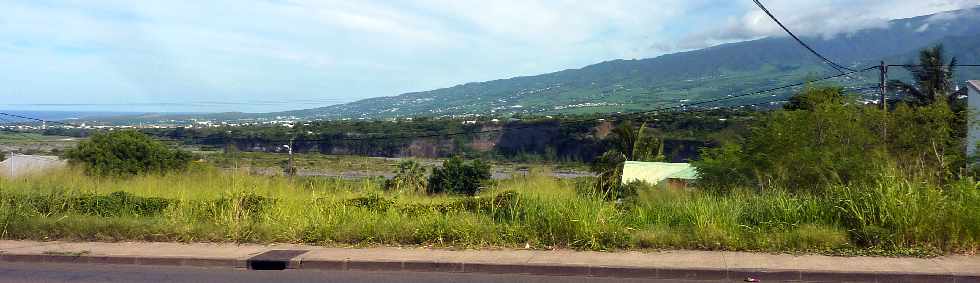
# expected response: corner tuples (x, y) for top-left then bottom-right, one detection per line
(693, 86), (960, 193)
(589, 121), (663, 200)
(427, 156), (491, 195)
(65, 130), (193, 176)
(384, 160), (428, 194)
(7, 191), (174, 217)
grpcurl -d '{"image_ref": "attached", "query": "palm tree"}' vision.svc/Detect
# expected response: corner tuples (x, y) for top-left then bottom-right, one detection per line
(591, 121), (665, 199)
(888, 45), (967, 107)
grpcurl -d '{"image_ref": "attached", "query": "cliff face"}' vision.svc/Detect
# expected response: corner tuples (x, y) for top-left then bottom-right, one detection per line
(222, 121), (708, 162)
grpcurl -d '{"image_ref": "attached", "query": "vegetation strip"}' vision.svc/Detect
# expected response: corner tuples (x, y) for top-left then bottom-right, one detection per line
(1, 46), (977, 261)
(2, 165), (977, 256)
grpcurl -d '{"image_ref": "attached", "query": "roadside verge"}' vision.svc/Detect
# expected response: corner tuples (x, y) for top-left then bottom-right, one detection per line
(1, 240), (977, 282)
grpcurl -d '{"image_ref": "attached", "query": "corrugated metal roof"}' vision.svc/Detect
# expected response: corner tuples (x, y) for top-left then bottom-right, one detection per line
(621, 161), (698, 185)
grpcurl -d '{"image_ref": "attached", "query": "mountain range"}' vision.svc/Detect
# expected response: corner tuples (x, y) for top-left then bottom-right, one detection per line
(71, 6), (980, 124)
(263, 6), (979, 120)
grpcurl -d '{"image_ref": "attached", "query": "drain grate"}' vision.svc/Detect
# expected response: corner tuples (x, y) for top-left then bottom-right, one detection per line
(247, 250), (309, 270)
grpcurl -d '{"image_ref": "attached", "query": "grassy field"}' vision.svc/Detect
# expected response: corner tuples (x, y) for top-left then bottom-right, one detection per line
(0, 132), (77, 157)
(0, 132), (74, 143)
(203, 151), (591, 177)
(1, 166), (977, 256)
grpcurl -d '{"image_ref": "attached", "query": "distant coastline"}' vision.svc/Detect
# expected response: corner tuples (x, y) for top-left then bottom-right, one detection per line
(0, 110), (204, 122)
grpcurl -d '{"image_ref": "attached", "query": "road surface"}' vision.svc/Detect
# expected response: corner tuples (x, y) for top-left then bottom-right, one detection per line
(0, 262), (723, 283)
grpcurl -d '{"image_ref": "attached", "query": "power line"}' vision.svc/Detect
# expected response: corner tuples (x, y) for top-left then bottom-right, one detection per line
(182, 66), (878, 143)
(888, 64), (980, 67)
(751, 0), (856, 74)
(0, 66), (882, 144)
(0, 116), (17, 125)
(539, 64), (878, 116)
(645, 66), (876, 111)
(0, 99), (352, 107)
(13, 66), (877, 144)
(0, 112), (76, 127)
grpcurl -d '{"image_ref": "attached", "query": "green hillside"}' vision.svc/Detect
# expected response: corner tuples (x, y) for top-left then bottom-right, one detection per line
(272, 7), (979, 120)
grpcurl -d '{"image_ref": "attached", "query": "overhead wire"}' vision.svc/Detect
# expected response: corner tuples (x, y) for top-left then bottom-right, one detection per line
(0, 98), (352, 108)
(0, 65), (920, 144)
(172, 66), (880, 143)
(889, 64), (980, 67)
(751, 0), (857, 75)
(4, 66), (877, 144)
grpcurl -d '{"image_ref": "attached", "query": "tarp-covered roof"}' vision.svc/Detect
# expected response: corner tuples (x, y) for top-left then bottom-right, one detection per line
(621, 161), (698, 185)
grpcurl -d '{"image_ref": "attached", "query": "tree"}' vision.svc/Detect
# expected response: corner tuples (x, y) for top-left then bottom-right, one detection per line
(384, 160), (428, 194)
(784, 85), (846, 111)
(591, 150), (627, 199)
(65, 130), (193, 177)
(608, 121), (665, 162)
(694, 85), (962, 192)
(886, 45), (969, 176)
(427, 156), (492, 196)
(591, 121), (665, 199)
(888, 45), (966, 107)
(695, 86), (885, 192)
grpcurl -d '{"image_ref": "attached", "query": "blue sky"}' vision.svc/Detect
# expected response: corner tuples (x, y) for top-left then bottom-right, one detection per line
(1, 0), (978, 113)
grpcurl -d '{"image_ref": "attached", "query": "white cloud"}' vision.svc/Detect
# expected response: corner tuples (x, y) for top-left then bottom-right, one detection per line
(1, 0), (977, 112)
(916, 23), (931, 33)
(676, 0), (980, 51)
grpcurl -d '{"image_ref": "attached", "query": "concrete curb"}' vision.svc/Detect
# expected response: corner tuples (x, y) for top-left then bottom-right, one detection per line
(0, 253), (246, 268)
(3, 252), (979, 282)
(295, 259), (980, 282)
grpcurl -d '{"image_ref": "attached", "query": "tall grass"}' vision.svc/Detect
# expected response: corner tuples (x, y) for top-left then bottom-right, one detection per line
(1, 167), (977, 255)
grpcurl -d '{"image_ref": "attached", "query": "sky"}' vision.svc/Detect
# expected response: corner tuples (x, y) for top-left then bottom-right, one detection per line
(1, 0), (978, 113)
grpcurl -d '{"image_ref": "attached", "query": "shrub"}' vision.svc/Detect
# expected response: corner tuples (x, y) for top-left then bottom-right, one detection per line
(203, 192), (276, 221)
(590, 121), (663, 200)
(345, 194), (395, 211)
(73, 191), (174, 217)
(384, 160), (428, 194)
(65, 130), (192, 176)
(693, 86), (961, 193)
(590, 150), (626, 199)
(4, 191), (174, 217)
(427, 156), (491, 195)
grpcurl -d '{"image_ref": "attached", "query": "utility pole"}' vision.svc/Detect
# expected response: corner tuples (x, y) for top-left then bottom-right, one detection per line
(879, 61), (888, 110)
(879, 61), (889, 140)
(286, 137), (295, 177)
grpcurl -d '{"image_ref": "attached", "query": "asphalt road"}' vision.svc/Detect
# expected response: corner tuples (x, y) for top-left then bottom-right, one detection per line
(0, 262), (723, 283)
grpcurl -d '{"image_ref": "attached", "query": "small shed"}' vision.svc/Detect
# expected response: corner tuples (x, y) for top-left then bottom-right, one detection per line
(621, 161), (698, 189)
(0, 154), (66, 178)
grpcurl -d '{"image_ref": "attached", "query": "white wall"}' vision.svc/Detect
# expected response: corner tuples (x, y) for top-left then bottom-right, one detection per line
(0, 155), (65, 178)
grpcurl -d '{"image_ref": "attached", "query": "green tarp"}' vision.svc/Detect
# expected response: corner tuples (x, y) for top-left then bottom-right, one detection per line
(621, 161), (697, 185)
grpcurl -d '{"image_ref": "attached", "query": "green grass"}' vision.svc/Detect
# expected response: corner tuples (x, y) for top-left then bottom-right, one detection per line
(206, 152), (403, 172)
(1, 167), (977, 256)
(0, 132), (77, 156)
(0, 132), (72, 143)
(203, 152), (590, 175)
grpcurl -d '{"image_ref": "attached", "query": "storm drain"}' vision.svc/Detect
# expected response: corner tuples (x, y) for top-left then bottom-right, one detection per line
(247, 250), (309, 270)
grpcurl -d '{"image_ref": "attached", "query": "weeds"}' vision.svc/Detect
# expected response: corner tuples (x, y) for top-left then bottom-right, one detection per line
(0, 168), (977, 255)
